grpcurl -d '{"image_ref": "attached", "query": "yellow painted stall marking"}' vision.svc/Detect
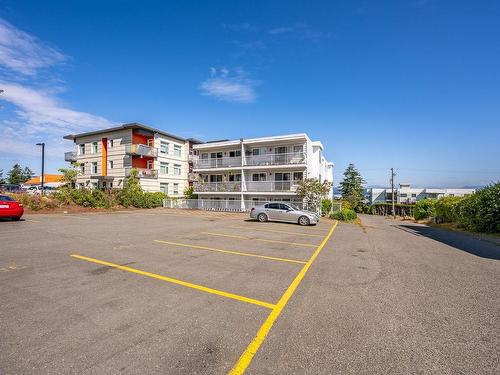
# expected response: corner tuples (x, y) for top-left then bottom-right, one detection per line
(228, 221), (338, 375)
(71, 254), (275, 309)
(229, 225), (325, 238)
(201, 232), (317, 248)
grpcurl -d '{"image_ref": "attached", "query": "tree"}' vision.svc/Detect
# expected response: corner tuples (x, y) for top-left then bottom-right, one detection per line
(58, 166), (78, 188)
(295, 178), (332, 212)
(183, 185), (197, 199)
(21, 166), (34, 182)
(0, 169), (4, 184)
(7, 163), (24, 184)
(339, 164), (366, 212)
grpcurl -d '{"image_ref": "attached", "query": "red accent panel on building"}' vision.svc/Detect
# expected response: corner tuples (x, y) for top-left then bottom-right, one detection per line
(132, 133), (151, 145)
(132, 157), (148, 168)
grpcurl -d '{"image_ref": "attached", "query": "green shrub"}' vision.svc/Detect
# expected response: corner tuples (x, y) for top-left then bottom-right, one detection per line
(455, 183), (500, 233)
(321, 198), (332, 214)
(434, 196), (464, 223)
(414, 199), (436, 220)
(329, 208), (357, 221)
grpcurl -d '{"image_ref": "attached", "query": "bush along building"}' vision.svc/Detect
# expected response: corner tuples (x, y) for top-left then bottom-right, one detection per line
(367, 183), (476, 205)
(64, 123), (201, 196)
(191, 133), (334, 211)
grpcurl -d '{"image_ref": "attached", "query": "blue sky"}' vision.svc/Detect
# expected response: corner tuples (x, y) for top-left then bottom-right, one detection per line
(0, 0), (499, 187)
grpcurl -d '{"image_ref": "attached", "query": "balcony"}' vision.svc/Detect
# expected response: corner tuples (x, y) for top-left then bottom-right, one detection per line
(125, 144), (158, 158)
(245, 152), (306, 167)
(245, 180), (300, 192)
(64, 151), (77, 162)
(188, 172), (198, 182)
(193, 156), (242, 169)
(125, 167), (158, 179)
(193, 181), (241, 192)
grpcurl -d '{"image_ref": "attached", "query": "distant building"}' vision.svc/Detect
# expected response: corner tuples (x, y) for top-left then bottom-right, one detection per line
(367, 183), (476, 205)
(23, 175), (64, 188)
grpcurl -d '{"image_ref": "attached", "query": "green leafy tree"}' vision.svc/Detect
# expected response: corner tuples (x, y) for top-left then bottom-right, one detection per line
(296, 178), (332, 211)
(0, 169), (4, 184)
(7, 163), (24, 184)
(184, 185), (197, 199)
(58, 166), (78, 188)
(339, 164), (366, 212)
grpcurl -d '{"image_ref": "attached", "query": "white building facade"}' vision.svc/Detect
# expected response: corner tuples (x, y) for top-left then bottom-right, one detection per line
(367, 184), (476, 205)
(191, 133), (334, 210)
(64, 123), (199, 196)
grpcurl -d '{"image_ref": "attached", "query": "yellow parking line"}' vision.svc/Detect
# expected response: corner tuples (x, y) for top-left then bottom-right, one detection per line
(229, 225), (325, 238)
(154, 240), (306, 265)
(228, 220), (338, 375)
(71, 254), (275, 309)
(201, 232), (317, 248)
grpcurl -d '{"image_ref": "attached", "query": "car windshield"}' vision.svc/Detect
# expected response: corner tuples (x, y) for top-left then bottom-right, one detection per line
(0, 195), (15, 201)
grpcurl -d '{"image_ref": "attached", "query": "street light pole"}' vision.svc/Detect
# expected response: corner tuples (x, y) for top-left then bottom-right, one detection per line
(36, 143), (45, 195)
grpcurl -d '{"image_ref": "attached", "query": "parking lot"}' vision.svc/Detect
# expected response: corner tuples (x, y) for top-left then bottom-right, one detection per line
(0, 209), (337, 374)
(1, 210), (499, 374)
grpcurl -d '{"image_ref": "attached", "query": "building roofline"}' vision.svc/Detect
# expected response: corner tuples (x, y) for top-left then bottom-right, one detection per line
(63, 122), (187, 142)
(193, 133), (311, 150)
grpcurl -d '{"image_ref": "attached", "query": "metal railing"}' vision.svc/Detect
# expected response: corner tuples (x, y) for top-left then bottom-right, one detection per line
(124, 167), (158, 179)
(245, 180), (300, 192)
(125, 143), (158, 157)
(193, 156), (242, 169)
(163, 198), (308, 212)
(64, 151), (77, 162)
(244, 152), (306, 166)
(193, 181), (241, 192)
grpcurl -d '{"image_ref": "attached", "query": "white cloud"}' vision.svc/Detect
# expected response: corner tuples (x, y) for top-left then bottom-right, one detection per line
(200, 68), (258, 104)
(0, 18), (66, 76)
(0, 18), (115, 166)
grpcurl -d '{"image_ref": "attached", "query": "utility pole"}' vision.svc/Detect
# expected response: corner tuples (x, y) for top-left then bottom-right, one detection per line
(36, 143), (45, 195)
(390, 167), (396, 219)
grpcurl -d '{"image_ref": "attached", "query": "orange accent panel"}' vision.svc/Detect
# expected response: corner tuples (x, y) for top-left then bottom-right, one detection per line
(101, 138), (107, 176)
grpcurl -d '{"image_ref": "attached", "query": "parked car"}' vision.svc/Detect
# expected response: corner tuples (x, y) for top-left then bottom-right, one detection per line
(0, 184), (22, 193)
(0, 195), (24, 221)
(24, 185), (58, 195)
(250, 202), (320, 226)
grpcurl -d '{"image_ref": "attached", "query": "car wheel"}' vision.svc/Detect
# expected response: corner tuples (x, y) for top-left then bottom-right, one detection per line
(298, 216), (310, 226)
(257, 213), (268, 222)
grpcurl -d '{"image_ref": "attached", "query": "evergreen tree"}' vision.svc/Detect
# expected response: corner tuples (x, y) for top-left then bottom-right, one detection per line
(21, 166), (35, 182)
(7, 164), (24, 184)
(339, 164), (366, 212)
(0, 169), (4, 184)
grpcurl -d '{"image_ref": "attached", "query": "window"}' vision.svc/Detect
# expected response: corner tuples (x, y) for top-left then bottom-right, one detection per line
(147, 160), (154, 169)
(160, 162), (169, 174)
(160, 183), (169, 195)
(91, 162), (98, 174)
(400, 193), (407, 198)
(173, 183), (179, 194)
(174, 144), (182, 157)
(280, 204), (291, 210)
(147, 138), (154, 147)
(210, 152), (222, 159)
(79, 163), (85, 174)
(252, 173), (267, 181)
(266, 203), (280, 210)
(228, 174), (241, 182)
(79, 144), (85, 155)
(160, 141), (169, 154)
(411, 194), (417, 198)
(173, 164), (181, 176)
(108, 139), (114, 148)
(293, 172), (303, 181)
(201, 153), (208, 159)
(229, 150), (241, 157)
(108, 160), (114, 169)
(252, 148), (260, 156)
(109, 182), (113, 188)
(293, 145), (303, 155)
(92, 142), (98, 153)
(210, 175), (222, 183)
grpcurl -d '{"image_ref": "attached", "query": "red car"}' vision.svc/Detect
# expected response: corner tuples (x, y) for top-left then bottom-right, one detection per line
(0, 195), (24, 221)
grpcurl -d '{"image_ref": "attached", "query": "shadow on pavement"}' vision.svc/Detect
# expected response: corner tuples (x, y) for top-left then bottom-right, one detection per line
(398, 224), (500, 260)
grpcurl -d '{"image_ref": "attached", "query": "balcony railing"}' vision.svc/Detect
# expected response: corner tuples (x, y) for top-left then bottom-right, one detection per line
(64, 151), (77, 162)
(193, 181), (242, 192)
(125, 144), (158, 158)
(245, 180), (300, 192)
(245, 152), (306, 166)
(193, 156), (242, 169)
(125, 167), (158, 179)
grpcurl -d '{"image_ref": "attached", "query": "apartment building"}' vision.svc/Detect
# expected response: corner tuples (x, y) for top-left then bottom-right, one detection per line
(191, 133), (334, 210)
(367, 184), (476, 205)
(64, 123), (200, 196)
